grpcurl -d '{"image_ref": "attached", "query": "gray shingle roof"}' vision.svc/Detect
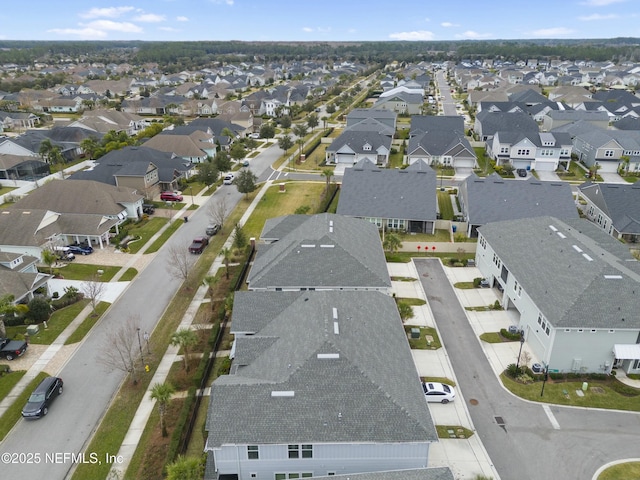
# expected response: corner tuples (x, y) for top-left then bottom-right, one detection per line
(326, 129), (392, 155)
(578, 182), (640, 234)
(310, 467), (454, 480)
(475, 110), (539, 136)
(206, 290), (437, 446)
(337, 159), (437, 222)
(461, 173), (579, 226)
(478, 216), (640, 328)
(248, 214), (391, 290)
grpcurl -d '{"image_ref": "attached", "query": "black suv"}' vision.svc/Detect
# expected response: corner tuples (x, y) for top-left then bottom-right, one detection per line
(516, 168), (527, 177)
(22, 376), (64, 418)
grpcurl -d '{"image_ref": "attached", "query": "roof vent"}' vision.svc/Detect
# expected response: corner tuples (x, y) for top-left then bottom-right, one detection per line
(317, 353), (340, 359)
(271, 391), (295, 397)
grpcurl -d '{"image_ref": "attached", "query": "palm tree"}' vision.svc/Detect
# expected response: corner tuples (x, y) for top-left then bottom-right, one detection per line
(38, 139), (54, 163)
(170, 328), (199, 371)
(41, 249), (57, 274)
(383, 233), (402, 253)
(321, 168), (334, 195)
(150, 382), (175, 437)
(220, 247), (232, 279)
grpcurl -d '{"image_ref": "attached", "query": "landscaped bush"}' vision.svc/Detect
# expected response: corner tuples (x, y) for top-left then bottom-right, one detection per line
(473, 277), (482, 288)
(26, 297), (51, 324)
(51, 288), (84, 310)
(165, 386), (196, 469)
(500, 328), (522, 341)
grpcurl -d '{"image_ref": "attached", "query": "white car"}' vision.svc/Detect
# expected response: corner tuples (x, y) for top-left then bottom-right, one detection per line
(422, 382), (456, 404)
(223, 173), (234, 185)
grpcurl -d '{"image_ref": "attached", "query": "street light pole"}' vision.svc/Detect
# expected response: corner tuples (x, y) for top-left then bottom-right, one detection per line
(515, 331), (525, 373)
(540, 364), (549, 397)
(136, 327), (145, 370)
(143, 331), (150, 354)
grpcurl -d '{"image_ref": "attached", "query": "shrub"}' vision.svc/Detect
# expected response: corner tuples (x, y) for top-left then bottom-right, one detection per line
(473, 277), (482, 288)
(26, 297), (51, 323)
(217, 357), (232, 375)
(500, 328), (522, 341)
(505, 363), (521, 378)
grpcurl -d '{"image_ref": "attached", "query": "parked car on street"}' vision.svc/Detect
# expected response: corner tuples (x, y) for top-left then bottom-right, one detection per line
(422, 382), (456, 404)
(189, 237), (209, 254)
(22, 376), (63, 418)
(66, 244), (93, 255)
(206, 224), (220, 236)
(223, 173), (235, 185)
(160, 191), (183, 202)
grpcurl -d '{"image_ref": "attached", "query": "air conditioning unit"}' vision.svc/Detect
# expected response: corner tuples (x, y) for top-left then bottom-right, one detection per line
(508, 325), (519, 335)
(532, 363), (544, 374)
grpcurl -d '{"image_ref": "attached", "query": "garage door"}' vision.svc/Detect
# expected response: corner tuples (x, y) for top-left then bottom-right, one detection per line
(453, 158), (476, 168)
(512, 160), (531, 170)
(535, 160), (556, 171)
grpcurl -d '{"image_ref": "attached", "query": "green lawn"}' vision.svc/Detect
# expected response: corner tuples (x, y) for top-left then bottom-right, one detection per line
(437, 191), (455, 220)
(0, 370), (26, 403)
(242, 182), (326, 239)
(144, 219), (183, 254)
(125, 217), (169, 253)
(0, 186), (17, 196)
(7, 300), (91, 344)
(64, 301), (110, 345)
(43, 263), (121, 281)
(598, 462), (640, 480)
(404, 325), (441, 349)
(501, 373), (640, 411)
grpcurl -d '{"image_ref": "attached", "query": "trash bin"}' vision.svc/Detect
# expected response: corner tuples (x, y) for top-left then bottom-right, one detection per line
(452, 225), (457, 233)
(582, 382), (588, 391)
(184, 216), (189, 223)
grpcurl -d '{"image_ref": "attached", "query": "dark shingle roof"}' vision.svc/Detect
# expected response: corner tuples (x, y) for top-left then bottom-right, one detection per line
(478, 216), (640, 328)
(206, 290), (437, 446)
(578, 182), (640, 234)
(248, 214), (391, 290)
(462, 173), (578, 226)
(337, 159), (437, 222)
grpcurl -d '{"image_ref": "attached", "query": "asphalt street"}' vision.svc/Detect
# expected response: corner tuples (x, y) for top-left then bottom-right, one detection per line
(414, 258), (640, 480)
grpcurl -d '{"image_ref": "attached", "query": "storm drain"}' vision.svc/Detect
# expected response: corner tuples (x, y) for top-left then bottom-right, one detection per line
(495, 416), (505, 425)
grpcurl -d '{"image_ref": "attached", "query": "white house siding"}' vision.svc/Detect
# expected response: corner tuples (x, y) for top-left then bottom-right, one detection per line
(549, 330), (638, 374)
(213, 442), (430, 480)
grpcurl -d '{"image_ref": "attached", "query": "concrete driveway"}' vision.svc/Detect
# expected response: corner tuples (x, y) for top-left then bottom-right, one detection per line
(599, 171), (627, 183)
(536, 170), (561, 181)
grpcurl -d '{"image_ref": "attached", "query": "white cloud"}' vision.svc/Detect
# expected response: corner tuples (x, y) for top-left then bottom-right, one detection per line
(388, 30), (435, 40)
(301, 27), (332, 34)
(210, 0), (234, 4)
(531, 27), (575, 36)
(48, 27), (108, 39)
(578, 13), (618, 20)
(134, 14), (166, 23)
(441, 22), (460, 28)
(177, 16), (189, 22)
(302, 27), (313, 32)
(455, 30), (493, 39)
(581, 0), (626, 5)
(81, 20), (143, 33)
(79, 7), (135, 19)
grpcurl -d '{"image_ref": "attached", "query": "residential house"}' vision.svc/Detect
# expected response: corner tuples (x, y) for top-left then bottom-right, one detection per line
(337, 159), (437, 234)
(475, 216), (640, 374)
(458, 173), (579, 237)
(542, 110), (610, 132)
(247, 213), (391, 293)
(204, 290), (438, 480)
(373, 86), (424, 115)
(0, 111), (39, 132)
(572, 128), (640, 173)
(142, 125), (216, 163)
(0, 127), (94, 162)
(0, 154), (50, 181)
(406, 116), (477, 169)
(69, 146), (194, 199)
(0, 251), (52, 304)
(473, 110), (539, 142)
(68, 109), (149, 137)
(325, 127), (392, 167)
(578, 181), (640, 242)
(487, 131), (573, 171)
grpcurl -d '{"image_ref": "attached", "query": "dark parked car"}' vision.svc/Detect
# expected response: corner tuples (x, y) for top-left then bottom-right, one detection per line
(189, 237), (209, 254)
(516, 168), (527, 177)
(142, 204), (155, 214)
(22, 376), (63, 418)
(67, 244), (93, 255)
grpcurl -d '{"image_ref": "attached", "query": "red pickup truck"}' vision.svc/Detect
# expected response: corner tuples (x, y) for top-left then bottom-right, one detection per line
(188, 237), (209, 254)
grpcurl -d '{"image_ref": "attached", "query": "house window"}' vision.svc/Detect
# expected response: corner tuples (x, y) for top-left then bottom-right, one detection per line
(513, 281), (518, 292)
(248, 445), (259, 460)
(565, 329), (571, 332)
(634, 359), (640, 370)
(288, 444), (312, 459)
(609, 329), (615, 333)
(604, 150), (614, 157)
(545, 326), (550, 335)
(517, 285), (522, 297)
(591, 329), (597, 333)
(276, 474), (313, 479)
(577, 329), (584, 333)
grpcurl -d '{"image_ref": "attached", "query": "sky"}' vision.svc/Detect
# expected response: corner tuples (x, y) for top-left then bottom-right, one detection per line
(0, 0), (638, 42)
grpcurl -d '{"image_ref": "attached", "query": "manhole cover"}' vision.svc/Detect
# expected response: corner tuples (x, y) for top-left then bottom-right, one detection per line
(495, 416), (505, 425)
(469, 398), (478, 405)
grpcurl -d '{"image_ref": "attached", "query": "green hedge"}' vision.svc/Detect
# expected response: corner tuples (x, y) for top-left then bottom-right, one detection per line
(165, 386), (197, 469)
